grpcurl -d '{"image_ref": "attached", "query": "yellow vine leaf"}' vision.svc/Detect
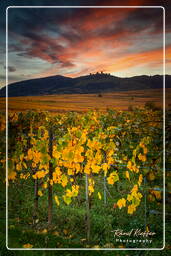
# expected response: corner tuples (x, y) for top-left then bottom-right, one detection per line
(127, 194), (133, 202)
(143, 147), (148, 154)
(19, 154), (24, 161)
(138, 153), (146, 162)
(98, 192), (102, 200)
(54, 195), (60, 206)
(117, 198), (126, 209)
(16, 163), (22, 171)
(27, 149), (33, 160)
(84, 165), (91, 175)
(138, 174), (143, 186)
(127, 161), (139, 173)
(80, 131), (87, 144)
(107, 171), (119, 185)
(8, 171), (17, 180)
(42, 183), (47, 189)
(22, 162), (27, 169)
(32, 162), (37, 168)
(23, 243), (33, 248)
(61, 174), (68, 187)
(139, 142), (145, 148)
(146, 225), (150, 232)
(41, 229), (47, 234)
(38, 190), (43, 197)
(125, 171), (130, 181)
(147, 171), (156, 181)
(68, 168), (74, 176)
(131, 184), (138, 193)
(71, 185), (79, 197)
(88, 184), (94, 195)
(32, 170), (47, 179)
(20, 173), (30, 179)
(53, 147), (61, 159)
(75, 163), (81, 173)
(150, 188), (161, 199)
(102, 163), (109, 176)
(63, 195), (72, 205)
(55, 167), (62, 176)
(91, 164), (101, 174)
(128, 204), (136, 214)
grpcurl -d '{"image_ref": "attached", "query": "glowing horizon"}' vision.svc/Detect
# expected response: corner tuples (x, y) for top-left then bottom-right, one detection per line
(0, 2), (171, 88)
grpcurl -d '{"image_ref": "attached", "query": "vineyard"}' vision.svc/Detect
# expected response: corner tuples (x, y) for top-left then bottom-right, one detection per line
(0, 106), (169, 250)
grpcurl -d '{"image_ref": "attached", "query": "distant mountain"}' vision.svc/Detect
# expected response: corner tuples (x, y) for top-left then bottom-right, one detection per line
(0, 73), (170, 97)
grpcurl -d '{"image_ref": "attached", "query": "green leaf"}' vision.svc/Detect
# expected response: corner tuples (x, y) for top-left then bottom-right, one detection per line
(63, 195), (72, 205)
(40, 145), (47, 154)
(57, 144), (62, 151)
(76, 130), (82, 138)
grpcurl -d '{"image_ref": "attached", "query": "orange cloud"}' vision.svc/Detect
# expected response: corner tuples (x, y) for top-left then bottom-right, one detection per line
(65, 46), (166, 78)
(34, 42), (167, 79)
(7, 5), (168, 85)
(107, 47), (164, 72)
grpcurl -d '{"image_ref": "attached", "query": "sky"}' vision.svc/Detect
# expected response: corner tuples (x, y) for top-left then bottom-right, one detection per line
(0, 0), (171, 88)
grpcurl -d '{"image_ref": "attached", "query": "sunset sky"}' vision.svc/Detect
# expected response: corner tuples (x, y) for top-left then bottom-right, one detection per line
(0, 0), (171, 88)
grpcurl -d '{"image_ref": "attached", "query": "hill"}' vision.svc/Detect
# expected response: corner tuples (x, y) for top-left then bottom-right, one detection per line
(0, 73), (170, 97)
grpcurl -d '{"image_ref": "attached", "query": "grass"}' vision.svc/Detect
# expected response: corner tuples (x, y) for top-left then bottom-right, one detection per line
(0, 88), (168, 113)
(0, 174), (170, 254)
(5, 175), (164, 250)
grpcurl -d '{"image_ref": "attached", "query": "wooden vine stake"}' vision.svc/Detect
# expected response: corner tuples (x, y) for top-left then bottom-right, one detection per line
(85, 174), (90, 242)
(103, 153), (107, 205)
(144, 177), (147, 230)
(33, 178), (39, 224)
(34, 178), (39, 212)
(30, 122), (39, 224)
(48, 127), (53, 227)
(103, 175), (107, 205)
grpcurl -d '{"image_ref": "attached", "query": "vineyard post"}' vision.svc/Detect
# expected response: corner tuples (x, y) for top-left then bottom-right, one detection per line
(144, 177), (147, 229)
(85, 174), (90, 242)
(48, 127), (53, 226)
(34, 178), (39, 215)
(103, 176), (107, 205)
(103, 152), (107, 205)
(30, 121), (39, 223)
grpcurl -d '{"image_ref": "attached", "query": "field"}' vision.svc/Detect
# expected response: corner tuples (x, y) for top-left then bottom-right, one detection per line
(0, 89), (170, 254)
(0, 88), (170, 112)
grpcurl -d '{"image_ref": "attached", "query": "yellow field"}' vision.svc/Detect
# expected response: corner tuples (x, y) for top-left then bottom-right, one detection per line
(0, 88), (170, 112)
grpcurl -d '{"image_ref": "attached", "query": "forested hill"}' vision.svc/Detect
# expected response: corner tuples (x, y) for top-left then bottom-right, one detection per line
(0, 73), (170, 97)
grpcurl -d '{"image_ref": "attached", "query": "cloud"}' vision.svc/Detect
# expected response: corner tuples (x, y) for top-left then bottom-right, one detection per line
(4, 3), (169, 84)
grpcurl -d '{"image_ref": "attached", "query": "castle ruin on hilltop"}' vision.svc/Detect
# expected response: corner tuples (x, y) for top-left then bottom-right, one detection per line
(89, 71), (111, 78)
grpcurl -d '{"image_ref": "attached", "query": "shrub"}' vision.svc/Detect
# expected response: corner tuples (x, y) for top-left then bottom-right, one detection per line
(144, 101), (162, 111)
(128, 105), (134, 111)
